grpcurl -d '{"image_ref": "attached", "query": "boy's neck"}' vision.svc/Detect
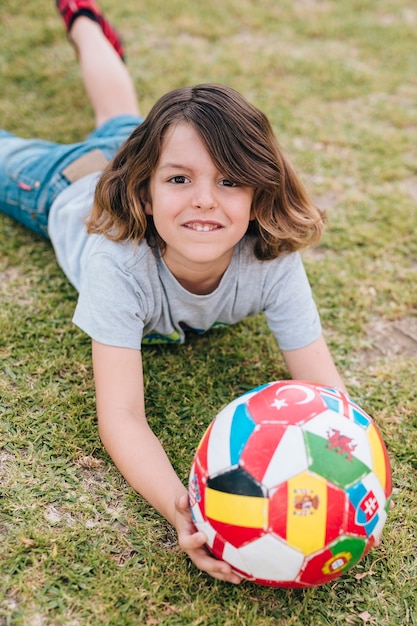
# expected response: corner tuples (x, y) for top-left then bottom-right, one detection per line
(162, 248), (235, 295)
(176, 274), (222, 295)
(164, 258), (230, 295)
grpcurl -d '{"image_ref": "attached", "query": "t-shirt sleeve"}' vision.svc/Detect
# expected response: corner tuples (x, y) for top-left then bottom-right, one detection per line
(263, 252), (322, 351)
(72, 252), (147, 349)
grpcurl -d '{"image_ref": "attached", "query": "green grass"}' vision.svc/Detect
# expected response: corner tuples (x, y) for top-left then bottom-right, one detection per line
(1, 0), (417, 624)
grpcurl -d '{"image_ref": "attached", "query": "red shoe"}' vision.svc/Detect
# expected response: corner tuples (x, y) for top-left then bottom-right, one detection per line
(56, 0), (125, 60)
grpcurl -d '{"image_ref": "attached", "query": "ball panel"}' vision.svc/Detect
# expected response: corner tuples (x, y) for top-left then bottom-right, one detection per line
(240, 424), (308, 487)
(299, 535), (367, 586)
(345, 499), (368, 538)
(247, 381), (327, 426)
(205, 402), (236, 475)
(268, 482), (288, 540)
(205, 393), (259, 476)
(229, 402), (256, 465)
(205, 488), (268, 530)
(263, 425), (309, 488)
(283, 471), (329, 555)
(324, 483), (349, 545)
(304, 429), (370, 488)
(200, 467), (268, 548)
(349, 403), (372, 428)
(318, 388), (344, 415)
(237, 534), (305, 582)
(221, 541), (254, 578)
(207, 466), (264, 496)
(328, 535), (367, 570)
(318, 387), (371, 428)
(346, 473), (388, 540)
(304, 411), (373, 468)
(238, 423), (286, 483)
(208, 519), (265, 548)
(366, 422), (392, 497)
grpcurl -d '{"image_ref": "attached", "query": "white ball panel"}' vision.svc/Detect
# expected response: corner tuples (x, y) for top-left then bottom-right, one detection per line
(206, 403), (235, 475)
(237, 534), (304, 581)
(222, 542), (254, 577)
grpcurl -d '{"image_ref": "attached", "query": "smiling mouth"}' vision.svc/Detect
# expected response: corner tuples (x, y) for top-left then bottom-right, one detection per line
(184, 222), (222, 232)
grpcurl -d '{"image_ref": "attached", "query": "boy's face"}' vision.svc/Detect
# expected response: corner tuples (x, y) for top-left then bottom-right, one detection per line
(145, 122), (254, 292)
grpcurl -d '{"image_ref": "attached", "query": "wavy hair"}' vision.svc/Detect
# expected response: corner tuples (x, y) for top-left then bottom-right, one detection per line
(86, 83), (325, 260)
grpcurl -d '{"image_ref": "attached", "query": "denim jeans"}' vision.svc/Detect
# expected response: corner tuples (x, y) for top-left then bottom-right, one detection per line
(0, 114), (142, 237)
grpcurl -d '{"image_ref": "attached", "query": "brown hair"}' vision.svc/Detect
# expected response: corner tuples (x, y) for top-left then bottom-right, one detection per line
(87, 83), (324, 260)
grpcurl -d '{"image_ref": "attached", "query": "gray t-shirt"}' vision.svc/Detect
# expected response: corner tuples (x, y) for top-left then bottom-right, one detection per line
(48, 172), (321, 351)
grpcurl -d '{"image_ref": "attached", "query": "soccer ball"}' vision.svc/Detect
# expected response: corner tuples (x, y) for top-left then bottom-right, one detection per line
(188, 381), (392, 587)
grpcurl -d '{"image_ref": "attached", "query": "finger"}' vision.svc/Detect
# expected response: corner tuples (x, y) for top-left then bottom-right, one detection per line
(210, 570), (243, 584)
(176, 493), (191, 512)
(191, 550), (243, 584)
(202, 560), (243, 584)
(179, 530), (207, 550)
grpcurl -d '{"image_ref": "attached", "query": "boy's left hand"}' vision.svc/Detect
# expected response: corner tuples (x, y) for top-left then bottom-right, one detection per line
(174, 494), (243, 584)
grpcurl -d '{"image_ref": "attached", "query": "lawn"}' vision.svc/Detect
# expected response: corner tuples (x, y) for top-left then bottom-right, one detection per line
(1, 0), (417, 624)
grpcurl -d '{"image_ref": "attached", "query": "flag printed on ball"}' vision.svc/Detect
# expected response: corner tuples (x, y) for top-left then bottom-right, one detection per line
(188, 381), (392, 587)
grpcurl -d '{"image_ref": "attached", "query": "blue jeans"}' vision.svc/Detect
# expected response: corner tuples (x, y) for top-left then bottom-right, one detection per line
(0, 115), (143, 237)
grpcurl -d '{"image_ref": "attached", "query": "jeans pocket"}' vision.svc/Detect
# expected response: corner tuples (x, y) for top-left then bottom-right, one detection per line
(0, 139), (58, 235)
(4, 141), (52, 209)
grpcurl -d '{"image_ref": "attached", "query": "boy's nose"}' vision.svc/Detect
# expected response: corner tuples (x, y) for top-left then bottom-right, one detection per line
(191, 183), (217, 210)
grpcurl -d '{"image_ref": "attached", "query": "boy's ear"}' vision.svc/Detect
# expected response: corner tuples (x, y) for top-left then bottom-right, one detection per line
(140, 189), (153, 215)
(144, 199), (153, 215)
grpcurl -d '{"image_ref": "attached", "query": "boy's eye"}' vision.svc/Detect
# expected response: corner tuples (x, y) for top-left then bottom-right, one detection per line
(169, 175), (189, 184)
(220, 179), (238, 187)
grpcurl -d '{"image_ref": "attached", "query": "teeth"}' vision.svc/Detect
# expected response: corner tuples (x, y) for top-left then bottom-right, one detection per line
(187, 223), (219, 231)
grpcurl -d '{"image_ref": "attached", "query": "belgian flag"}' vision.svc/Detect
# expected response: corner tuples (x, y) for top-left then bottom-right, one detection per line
(205, 467), (269, 540)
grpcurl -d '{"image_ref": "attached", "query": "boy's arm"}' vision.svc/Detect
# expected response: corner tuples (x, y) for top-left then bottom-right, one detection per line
(282, 333), (347, 393)
(91, 340), (242, 584)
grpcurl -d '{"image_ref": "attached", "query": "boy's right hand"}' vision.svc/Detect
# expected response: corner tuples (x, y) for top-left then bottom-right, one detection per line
(174, 493), (243, 584)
